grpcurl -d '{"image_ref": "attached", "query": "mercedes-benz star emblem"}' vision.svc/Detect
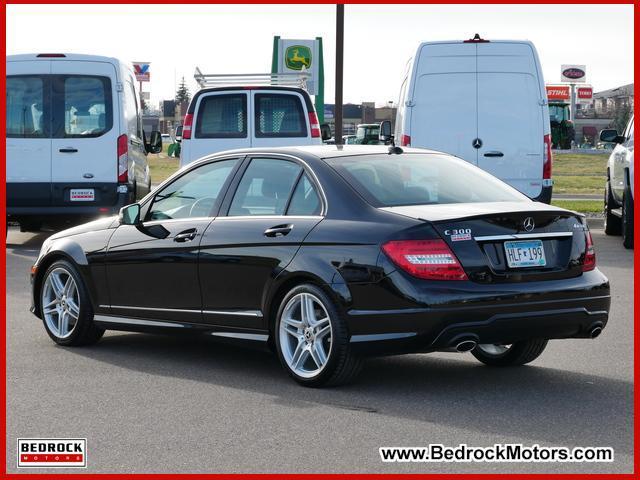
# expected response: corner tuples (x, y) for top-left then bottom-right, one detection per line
(523, 217), (535, 232)
(472, 138), (483, 149)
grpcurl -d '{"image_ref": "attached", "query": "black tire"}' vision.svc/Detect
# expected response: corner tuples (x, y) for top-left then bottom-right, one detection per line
(622, 189), (634, 249)
(604, 181), (622, 235)
(471, 339), (548, 367)
(40, 260), (104, 346)
(274, 283), (363, 387)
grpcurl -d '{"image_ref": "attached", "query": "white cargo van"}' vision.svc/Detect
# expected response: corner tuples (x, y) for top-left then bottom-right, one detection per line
(179, 72), (324, 167)
(394, 36), (553, 203)
(6, 53), (162, 231)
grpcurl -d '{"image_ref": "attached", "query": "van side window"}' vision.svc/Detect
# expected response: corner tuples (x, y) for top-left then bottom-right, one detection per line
(229, 158), (302, 216)
(124, 80), (142, 141)
(255, 94), (307, 137)
(7, 76), (47, 138)
(196, 94), (247, 138)
(62, 76), (112, 138)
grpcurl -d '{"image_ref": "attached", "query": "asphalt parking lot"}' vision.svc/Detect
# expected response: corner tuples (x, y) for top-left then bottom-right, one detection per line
(6, 227), (633, 473)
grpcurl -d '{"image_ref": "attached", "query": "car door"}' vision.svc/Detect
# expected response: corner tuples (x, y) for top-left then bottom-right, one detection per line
(104, 157), (242, 323)
(50, 61), (120, 206)
(198, 156), (324, 329)
(6, 64), (52, 208)
(611, 117), (634, 200)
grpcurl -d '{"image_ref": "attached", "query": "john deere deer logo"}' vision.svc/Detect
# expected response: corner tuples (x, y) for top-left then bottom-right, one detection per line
(285, 45), (312, 71)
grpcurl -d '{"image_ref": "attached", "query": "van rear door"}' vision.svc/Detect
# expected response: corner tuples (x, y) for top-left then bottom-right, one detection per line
(6, 60), (52, 207)
(475, 43), (545, 199)
(50, 60), (120, 206)
(188, 90), (250, 161)
(410, 43), (478, 164)
(251, 89), (314, 148)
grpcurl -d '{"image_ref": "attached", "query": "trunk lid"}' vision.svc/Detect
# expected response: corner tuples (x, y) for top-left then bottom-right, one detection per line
(381, 202), (589, 282)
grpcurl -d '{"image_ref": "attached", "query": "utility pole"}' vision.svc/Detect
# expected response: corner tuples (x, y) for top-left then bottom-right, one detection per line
(335, 4), (344, 144)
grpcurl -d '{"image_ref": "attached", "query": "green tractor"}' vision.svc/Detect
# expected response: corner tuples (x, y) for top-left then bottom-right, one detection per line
(549, 102), (574, 150)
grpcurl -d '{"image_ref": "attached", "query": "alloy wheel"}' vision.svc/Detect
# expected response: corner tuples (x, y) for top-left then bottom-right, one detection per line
(42, 267), (80, 339)
(279, 292), (333, 378)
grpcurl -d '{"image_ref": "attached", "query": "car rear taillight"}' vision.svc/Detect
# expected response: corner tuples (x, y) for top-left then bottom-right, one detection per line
(543, 134), (553, 180)
(117, 134), (128, 183)
(382, 239), (468, 281)
(400, 134), (411, 147)
(309, 111), (321, 138)
(582, 230), (596, 272)
(182, 113), (194, 140)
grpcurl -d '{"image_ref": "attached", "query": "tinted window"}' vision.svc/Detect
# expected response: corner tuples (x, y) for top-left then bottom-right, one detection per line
(148, 159), (238, 220)
(62, 76), (112, 138)
(7, 76), (47, 138)
(124, 80), (142, 140)
(229, 158), (302, 216)
(196, 94), (247, 138)
(326, 154), (527, 207)
(255, 94), (307, 137)
(287, 174), (321, 216)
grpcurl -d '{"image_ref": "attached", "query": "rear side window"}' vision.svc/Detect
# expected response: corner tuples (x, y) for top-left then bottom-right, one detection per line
(60, 76), (112, 138)
(255, 93), (307, 138)
(196, 94), (247, 138)
(229, 158), (302, 216)
(6, 76), (47, 138)
(287, 174), (322, 216)
(326, 154), (527, 207)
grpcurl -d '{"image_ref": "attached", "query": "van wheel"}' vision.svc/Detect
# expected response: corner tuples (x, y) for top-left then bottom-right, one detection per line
(604, 181), (621, 235)
(40, 260), (104, 346)
(275, 284), (362, 387)
(622, 189), (634, 249)
(471, 339), (548, 366)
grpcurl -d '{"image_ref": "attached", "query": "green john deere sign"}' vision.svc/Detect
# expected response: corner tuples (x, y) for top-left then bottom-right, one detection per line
(285, 45), (312, 71)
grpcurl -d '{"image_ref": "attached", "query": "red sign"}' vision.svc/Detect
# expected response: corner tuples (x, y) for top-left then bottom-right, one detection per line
(546, 85), (570, 101)
(577, 86), (593, 100)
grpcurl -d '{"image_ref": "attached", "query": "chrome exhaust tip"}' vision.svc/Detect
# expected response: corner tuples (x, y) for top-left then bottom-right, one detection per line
(455, 340), (477, 352)
(589, 326), (603, 339)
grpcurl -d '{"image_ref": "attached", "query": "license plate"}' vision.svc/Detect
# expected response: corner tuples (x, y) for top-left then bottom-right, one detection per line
(70, 189), (95, 201)
(504, 240), (546, 268)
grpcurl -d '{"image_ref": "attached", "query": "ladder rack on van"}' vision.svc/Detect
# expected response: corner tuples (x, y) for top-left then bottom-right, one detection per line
(194, 67), (310, 90)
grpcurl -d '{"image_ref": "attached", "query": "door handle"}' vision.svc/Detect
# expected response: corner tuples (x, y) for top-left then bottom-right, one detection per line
(264, 224), (293, 237)
(483, 151), (504, 157)
(174, 228), (198, 242)
(59, 148), (78, 153)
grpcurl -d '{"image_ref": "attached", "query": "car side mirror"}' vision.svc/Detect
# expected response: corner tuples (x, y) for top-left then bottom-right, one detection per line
(320, 123), (332, 141)
(175, 125), (183, 143)
(145, 130), (163, 154)
(599, 128), (623, 144)
(119, 203), (141, 225)
(379, 120), (393, 144)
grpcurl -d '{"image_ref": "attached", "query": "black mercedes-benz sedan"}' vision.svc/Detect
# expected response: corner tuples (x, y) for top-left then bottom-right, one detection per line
(30, 146), (610, 387)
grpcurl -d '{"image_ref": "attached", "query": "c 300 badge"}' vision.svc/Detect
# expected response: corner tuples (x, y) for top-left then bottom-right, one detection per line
(444, 228), (472, 242)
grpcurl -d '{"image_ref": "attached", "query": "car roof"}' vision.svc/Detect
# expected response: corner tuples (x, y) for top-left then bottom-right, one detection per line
(200, 145), (447, 161)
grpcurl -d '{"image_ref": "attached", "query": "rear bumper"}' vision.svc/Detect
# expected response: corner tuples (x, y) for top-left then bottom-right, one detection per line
(346, 269), (610, 354)
(532, 185), (553, 204)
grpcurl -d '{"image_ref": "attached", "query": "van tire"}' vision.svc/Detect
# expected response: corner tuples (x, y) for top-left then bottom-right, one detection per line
(622, 189), (634, 249)
(472, 339), (548, 366)
(604, 181), (621, 236)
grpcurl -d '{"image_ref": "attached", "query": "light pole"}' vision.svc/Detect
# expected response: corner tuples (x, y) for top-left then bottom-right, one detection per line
(335, 4), (344, 144)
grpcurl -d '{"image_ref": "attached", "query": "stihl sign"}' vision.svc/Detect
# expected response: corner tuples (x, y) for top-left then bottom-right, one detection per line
(546, 85), (570, 101)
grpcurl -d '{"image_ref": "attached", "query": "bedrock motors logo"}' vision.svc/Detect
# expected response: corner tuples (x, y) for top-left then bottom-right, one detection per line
(18, 439), (86, 468)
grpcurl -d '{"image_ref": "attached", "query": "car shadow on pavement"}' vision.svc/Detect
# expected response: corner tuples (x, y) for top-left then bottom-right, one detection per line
(67, 331), (633, 454)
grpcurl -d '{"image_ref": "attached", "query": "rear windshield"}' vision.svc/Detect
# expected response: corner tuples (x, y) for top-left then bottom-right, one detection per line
(326, 153), (528, 207)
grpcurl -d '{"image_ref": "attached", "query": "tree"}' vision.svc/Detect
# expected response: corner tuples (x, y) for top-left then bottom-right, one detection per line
(175, 77), (191, 104)
(612, 102), (632, 133)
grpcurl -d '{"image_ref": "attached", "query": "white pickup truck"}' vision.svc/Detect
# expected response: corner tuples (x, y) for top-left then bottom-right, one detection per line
(601, 115), (634, 249)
